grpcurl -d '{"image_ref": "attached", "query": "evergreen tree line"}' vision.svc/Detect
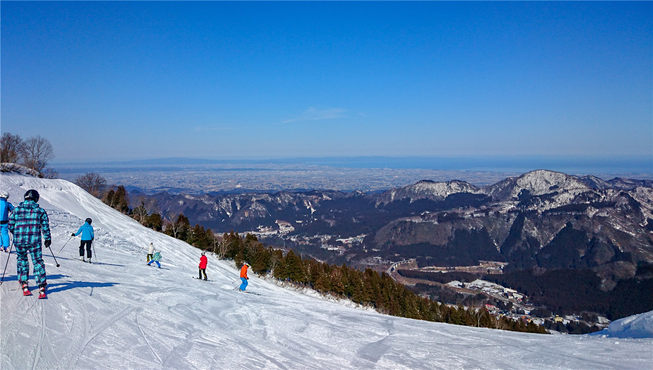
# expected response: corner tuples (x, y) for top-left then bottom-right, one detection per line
(218, 231), (546, 334)
(96, 182), (545, 334)
(100, 185), (217, 250)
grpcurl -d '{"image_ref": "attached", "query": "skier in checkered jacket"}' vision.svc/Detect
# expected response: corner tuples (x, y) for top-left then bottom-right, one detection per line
(8, 189), (51, 297)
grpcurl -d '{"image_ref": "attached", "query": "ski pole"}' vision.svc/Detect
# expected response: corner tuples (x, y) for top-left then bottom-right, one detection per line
(46, 243), (60, 268)
(0, 243), (15, 285)
(58, 235), (74, 253)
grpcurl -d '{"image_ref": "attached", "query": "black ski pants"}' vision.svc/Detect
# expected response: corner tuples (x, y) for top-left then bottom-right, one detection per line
(199, 268), (207, 280)
(79, 240), (92, 258)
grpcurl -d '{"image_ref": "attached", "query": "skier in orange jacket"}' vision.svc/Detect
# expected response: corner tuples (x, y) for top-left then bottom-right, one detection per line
(239, 263), (249, 291)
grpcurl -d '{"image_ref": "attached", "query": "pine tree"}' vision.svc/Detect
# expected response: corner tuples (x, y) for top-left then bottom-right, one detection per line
(114, 186), (130, 213)
(146, 213), (163, 231)
(175, 214), (190, 242)
(283, 250), (306, 283)
(330, 268), (345, 296)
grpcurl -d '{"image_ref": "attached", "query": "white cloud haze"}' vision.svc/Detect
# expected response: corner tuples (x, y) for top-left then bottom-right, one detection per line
(283, 107), (347, 123)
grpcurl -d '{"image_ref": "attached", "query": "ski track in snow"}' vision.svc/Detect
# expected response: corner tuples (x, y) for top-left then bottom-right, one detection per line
(1, 174), (653, 369)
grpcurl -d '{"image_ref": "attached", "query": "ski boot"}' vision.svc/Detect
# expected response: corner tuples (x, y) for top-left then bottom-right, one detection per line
(21, 282), (32, 296)
(80, 256), (85, 262)
(38, 286), (47, 299)
(87, 258), (92, 264)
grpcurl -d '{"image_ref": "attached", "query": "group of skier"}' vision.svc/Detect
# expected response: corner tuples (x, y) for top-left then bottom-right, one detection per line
(1, 189), (253, 299)
(146, 243), (162, 268)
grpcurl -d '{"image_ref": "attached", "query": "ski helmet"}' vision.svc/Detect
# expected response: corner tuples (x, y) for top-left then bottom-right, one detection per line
(0, 191), (8, 199)
(86, 218), (92, 225)
(24, 189), (39, 202)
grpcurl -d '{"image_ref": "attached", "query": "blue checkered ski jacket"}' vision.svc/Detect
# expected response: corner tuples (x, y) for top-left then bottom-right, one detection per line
(8, 200), (51, 247)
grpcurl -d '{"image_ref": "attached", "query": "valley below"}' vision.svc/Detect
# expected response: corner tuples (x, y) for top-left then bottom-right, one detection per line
(125, 169), (653, 332)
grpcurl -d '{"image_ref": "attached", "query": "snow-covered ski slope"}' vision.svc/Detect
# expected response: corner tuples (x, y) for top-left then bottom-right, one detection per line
(1, 174), (652, 369)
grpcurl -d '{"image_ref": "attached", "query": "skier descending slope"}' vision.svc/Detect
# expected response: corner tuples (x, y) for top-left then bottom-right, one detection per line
(0, 191), (15, 253)
(239, 262), (249, 291)
(72, 218), (94, 263)
(8, 190), (51, 299)
(146, 242), (154, 262)
(147, 250), (162, 268)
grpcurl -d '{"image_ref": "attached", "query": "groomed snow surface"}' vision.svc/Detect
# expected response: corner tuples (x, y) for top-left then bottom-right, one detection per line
(1, 174), (652, 369)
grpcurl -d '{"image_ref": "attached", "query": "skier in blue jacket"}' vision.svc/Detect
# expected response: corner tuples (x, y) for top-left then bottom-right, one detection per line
(0, 191), (15, 253)
(72, 218), (94, 263)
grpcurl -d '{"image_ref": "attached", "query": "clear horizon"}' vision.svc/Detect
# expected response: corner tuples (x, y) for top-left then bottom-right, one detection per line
(51, 155), (653, 185)
(2, 2), (652, 162)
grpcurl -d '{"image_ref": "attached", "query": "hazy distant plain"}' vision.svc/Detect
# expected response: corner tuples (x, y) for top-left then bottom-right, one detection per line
(53, 157), (653, 194)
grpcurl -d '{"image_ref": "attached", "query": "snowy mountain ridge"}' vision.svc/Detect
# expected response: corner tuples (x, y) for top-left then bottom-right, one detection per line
(380, 180), (482, 203)
(1, 174), (652, 369)
(491, 169), (590, 198)
(382, 170), (594, 204)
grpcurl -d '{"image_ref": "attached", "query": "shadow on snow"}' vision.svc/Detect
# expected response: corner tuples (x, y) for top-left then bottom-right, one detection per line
(0, 273), (68, 285)
(47, 280), (119, 295)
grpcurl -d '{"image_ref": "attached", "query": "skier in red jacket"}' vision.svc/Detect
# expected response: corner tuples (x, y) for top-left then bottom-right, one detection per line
(198, 252), (208, 280)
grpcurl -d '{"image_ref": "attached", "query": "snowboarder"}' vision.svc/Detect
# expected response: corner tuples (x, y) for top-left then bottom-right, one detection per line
(8, 189), (51, 299)
(239, 262), (249, 291)
(72, 218), (94, 263)
(0, 191), (15, 253)
(147, 250), (161, 268)
(199, 251), (208, 280)
(147, 242), (154, 262)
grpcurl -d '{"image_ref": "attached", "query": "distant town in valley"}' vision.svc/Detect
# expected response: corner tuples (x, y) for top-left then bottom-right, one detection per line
(53, 157), (653, 194)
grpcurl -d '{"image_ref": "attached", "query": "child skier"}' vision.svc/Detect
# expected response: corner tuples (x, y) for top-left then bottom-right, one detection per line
(239, 262), (249, 291)
(199, 252), (208, 280)
(72, 218), (94, 263)
(0, 191), (15, 253)
(147, 250), (161, 268)
(147, 242), (154, 262)
(8, 190), (51, 299)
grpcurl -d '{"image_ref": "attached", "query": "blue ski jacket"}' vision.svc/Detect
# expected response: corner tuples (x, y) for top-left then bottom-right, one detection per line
(0, 198), (14, 222)
(75, 222), (94, 241)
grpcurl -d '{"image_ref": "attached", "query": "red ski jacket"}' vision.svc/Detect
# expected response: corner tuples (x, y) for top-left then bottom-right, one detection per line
(199, 255), (207, 269)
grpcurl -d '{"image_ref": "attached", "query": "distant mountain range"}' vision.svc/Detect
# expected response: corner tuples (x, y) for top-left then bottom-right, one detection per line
(131, 170), (653, 319)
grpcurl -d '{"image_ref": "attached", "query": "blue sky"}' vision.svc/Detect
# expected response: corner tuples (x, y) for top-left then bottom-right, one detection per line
(2, 1), (652, 163)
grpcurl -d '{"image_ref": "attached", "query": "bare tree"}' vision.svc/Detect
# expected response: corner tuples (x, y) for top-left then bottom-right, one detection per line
(213, 237), (227, 258)
(164, 213), (182, 238)
(22, 135), (54, 173)
(75, 172), (107, 197)
(132, 202), (149, 224)
(164, 221), (178, 238)
(0, 132), (26, 163)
